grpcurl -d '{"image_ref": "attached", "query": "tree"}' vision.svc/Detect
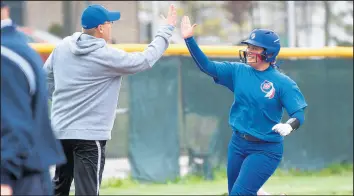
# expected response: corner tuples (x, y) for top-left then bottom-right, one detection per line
(48, 23), (64, 38)
(323, 1), (331, 46)
(178, 1), (230, 42)
(223, 1), (252, 39)
(62, 1), (73, 37)
(299, 1), (311, 46)
(323, 1), (353, 46)
(223, 1), (251, 26)
(330, 1), (353, 46)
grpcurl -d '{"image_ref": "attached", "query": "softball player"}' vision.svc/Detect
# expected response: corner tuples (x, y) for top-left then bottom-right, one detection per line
(181, 16), (307, 195)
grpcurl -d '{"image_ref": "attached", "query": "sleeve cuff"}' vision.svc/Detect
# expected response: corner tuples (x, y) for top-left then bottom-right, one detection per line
(166, 25), (175, 31)
(184, 37), (195, 42)
(156, 25), (174, 40)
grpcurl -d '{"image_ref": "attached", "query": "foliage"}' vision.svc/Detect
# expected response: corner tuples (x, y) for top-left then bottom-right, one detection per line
(48, 23), (64, 38)
(179, 2), (227, 41)
(223, 1), (252, 26)
(323, 1), (353, 46)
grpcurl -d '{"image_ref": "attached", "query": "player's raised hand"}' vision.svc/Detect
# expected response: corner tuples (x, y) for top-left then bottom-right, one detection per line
(181, 16), (197, 39)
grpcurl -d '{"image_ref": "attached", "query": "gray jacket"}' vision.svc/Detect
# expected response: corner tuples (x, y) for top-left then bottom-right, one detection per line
(44, 25), (174, 140)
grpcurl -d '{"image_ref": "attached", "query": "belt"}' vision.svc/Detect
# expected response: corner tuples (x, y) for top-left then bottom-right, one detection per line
(235, 131), (264, 142)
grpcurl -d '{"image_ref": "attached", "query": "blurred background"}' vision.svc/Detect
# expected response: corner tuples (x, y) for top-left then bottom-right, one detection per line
(6, 1), (353, 46)
(4, 1), (353, 194)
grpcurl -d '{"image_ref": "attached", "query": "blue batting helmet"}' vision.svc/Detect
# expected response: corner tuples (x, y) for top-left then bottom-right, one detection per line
(240, 29), (281, 64)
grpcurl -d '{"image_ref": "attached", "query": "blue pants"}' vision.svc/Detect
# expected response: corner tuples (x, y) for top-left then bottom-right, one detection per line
(227, 132), (283, 195)
(5, 170), (53, 195)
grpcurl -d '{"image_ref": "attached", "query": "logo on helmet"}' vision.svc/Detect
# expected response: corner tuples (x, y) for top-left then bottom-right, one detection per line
(251, 33), (256, 39)
(260, 80), (275, 99)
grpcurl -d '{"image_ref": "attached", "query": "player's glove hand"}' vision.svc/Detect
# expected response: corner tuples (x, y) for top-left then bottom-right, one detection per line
(272, 123), (293, 136)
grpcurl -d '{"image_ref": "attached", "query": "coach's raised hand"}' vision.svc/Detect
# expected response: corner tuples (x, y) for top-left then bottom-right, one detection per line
(181, 16), (197, 39)
(161, 4), (177, 27)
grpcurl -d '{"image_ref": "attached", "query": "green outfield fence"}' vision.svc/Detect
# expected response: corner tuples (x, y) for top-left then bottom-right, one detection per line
(33, 43), (353, 183)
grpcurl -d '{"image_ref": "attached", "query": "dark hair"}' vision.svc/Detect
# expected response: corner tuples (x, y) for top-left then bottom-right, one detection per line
(271, 62), (285, 74)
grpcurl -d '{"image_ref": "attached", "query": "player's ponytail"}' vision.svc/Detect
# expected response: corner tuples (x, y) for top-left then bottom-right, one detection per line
(271, 61), (285, 74)
(270, 61), (278, 69)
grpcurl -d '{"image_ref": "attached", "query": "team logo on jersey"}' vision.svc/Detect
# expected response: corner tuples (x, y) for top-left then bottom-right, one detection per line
(260, 80), (275, 99)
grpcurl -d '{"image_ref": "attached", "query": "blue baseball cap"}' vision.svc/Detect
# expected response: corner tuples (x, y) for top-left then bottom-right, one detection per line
(81, 4), (120, 29)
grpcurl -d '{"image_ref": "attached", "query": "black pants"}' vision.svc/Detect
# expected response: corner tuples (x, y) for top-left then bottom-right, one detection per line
(53, 139), (106, 196)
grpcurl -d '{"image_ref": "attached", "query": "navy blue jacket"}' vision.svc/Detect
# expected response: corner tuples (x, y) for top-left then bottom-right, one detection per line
(1, 21), (66, 184)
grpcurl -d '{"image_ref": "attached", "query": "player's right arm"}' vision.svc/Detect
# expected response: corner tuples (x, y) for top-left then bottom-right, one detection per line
(181, 16), (237, 91)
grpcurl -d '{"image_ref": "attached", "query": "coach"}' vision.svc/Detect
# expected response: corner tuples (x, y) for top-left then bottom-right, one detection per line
(44, 3), (177, 196)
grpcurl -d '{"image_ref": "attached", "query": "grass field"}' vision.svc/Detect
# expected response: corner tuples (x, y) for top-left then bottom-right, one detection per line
(95, 164), (353, 195)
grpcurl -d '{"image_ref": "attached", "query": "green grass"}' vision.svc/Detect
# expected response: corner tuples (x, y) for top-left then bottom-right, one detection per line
(98, 173), (353, 195)
(72, 164), (354, 195)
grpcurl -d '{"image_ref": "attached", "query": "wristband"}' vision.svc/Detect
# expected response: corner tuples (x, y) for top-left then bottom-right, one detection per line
(286, 118), (300, 131)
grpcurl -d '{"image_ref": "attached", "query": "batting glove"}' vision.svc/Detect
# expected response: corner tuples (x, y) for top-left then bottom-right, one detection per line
(272, 123), (293, 136)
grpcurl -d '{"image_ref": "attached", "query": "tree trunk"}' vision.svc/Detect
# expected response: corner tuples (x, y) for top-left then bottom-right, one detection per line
(302, 1), (309, 46)
(63, 1), (73, 37)
(182, 1), (199, 41)
(191, 3), (199, 41)
(282, 1), (288, 46)
(249, 2), (254, 30)
(323, 1), (331, 46)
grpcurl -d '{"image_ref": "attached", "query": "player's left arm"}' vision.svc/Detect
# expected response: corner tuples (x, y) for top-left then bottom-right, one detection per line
(272, 79), (308, 136)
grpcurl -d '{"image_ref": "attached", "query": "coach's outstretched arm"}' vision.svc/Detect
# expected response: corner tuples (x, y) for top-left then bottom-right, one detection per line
(106, 4), (177, 75)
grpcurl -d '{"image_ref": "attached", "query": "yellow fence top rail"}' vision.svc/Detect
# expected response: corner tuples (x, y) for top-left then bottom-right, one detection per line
(30, 43), (353, 58)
